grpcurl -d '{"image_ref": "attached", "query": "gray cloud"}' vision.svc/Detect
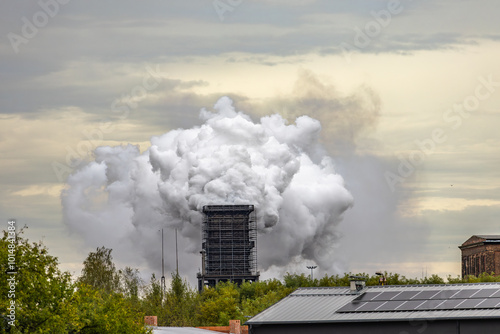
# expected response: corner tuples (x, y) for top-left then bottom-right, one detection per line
(247, 69), (380, 153)
(2, 0), (496, 78)
(2, 0), (499, 283)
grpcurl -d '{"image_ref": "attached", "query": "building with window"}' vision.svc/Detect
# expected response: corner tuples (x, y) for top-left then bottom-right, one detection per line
(459, 235), (500, 278)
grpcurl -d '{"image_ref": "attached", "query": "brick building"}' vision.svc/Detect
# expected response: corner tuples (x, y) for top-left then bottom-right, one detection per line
(459, 235), (500, 278)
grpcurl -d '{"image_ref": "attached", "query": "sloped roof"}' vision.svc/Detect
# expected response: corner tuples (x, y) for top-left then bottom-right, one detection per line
(475, 235), (500, 240)
(246, 283), (500, 325)
(460, 235), (500, 248)
(153, 328), (225, 334)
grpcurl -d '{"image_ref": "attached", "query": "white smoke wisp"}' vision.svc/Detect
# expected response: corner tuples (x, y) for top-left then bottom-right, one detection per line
(62, 96), (354, 276)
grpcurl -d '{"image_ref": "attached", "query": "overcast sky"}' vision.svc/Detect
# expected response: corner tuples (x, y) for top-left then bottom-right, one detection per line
(1, 0), (500, 285)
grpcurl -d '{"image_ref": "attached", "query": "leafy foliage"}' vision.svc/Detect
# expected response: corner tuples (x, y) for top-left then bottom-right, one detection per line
(3, 229), (500, 332)
(0, 228), (75, 333)
(197, 282), (242, 326)
(239, 279), (293, 318)
(78, 247), (120, 295)
(0, 231), (150, 334)
(71, 283), (150, 334)
(119, 267), (143, 303)
(163, 273), (199, 326)
(141, 274), (166, 326)
(448, 272), (500, 284)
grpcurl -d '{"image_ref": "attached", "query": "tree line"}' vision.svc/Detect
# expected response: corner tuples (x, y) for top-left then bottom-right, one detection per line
(2, 229), (500, 333)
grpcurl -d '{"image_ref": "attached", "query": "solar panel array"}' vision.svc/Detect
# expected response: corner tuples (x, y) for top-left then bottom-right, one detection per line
(337, 288), (500, 313)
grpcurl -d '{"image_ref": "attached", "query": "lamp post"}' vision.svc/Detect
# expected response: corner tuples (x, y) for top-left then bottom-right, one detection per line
(376, 271), (386, 286)
(307, 265), (317, 281)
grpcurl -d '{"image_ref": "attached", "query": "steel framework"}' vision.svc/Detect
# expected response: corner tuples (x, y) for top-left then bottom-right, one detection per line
(197, 204), (259, 291)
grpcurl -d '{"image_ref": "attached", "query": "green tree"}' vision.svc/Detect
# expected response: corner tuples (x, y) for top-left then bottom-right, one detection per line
(164, 273), (198, 326)
(448, 272), (500, 284)
(71, 283), (151, 334)
(420, 274), (445, 285)
(318, 273), (351, 287)
(119, 267), (143, 303)
(141, 274), (167, 326)
(0, 228), (75, 334)
(75, 248), (150, 333)
(283, 273), (316, 288)
(0, 229), (151, 334)
(78, 247), (120, 295)
(239, 280), (292, 318)
(198, 281), (242, 326)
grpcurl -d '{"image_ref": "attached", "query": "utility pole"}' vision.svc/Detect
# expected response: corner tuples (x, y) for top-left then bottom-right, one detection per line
(175, 228), (179, 275)
(161, 229), (166, 293)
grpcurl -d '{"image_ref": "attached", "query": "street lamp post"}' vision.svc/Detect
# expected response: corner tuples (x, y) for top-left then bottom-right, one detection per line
(376, 271), (386, 286)
(306, 265), (317, 281)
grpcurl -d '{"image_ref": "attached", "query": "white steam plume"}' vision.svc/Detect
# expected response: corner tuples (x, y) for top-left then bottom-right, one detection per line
(62, 97), (353, 277)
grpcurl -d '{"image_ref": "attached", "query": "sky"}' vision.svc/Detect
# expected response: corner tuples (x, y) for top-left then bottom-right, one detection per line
(1, 0), (500, 285)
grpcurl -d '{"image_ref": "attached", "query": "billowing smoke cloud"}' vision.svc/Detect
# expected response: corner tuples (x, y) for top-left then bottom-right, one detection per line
(62, 96), (353, 277)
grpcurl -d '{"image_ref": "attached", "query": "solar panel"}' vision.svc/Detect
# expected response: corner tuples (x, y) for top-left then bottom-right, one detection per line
(455, 298), (483, 309)
(356, 301), (386, 312)
(371, 291), (403, 301)
(415, 300), (443, 310)
(412, 290), (440, 300)
(452, 289), (480, 299)
(376, 300), (406, 311)
(473, 289), (500, 298)
(392, 291), (420, 301)
(430, 290), (461, 300)
(336, 287), (500, 314)
(434, 299), (465, 310)
(396, 300), (426, 311)
(337, 301), (365, 313)
(490, 290), (500, 298)
(474, 298), (500, 309)
(354, 292), (379, 302)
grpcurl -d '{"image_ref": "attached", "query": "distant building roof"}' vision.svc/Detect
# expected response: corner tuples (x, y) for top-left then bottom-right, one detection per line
(460, 235), (500, 249)
(153, 328), (225, 334)
(474, 235), (500, 240)
(246, 283), (500, 325)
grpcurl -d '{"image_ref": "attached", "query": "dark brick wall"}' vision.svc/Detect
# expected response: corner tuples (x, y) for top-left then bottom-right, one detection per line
(460, 241), (500, 277)
(496, 251), (500, 275)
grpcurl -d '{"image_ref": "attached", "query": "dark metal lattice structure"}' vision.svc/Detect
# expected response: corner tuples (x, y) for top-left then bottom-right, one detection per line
(197, 205), (259, 292)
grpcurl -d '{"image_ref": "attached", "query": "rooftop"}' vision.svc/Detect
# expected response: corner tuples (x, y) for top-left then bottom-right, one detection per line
(246, 283), (500, 325)
(153, 328), (225, 334)
(474, 235), (500, 239)
(460, 235), (500, 249)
